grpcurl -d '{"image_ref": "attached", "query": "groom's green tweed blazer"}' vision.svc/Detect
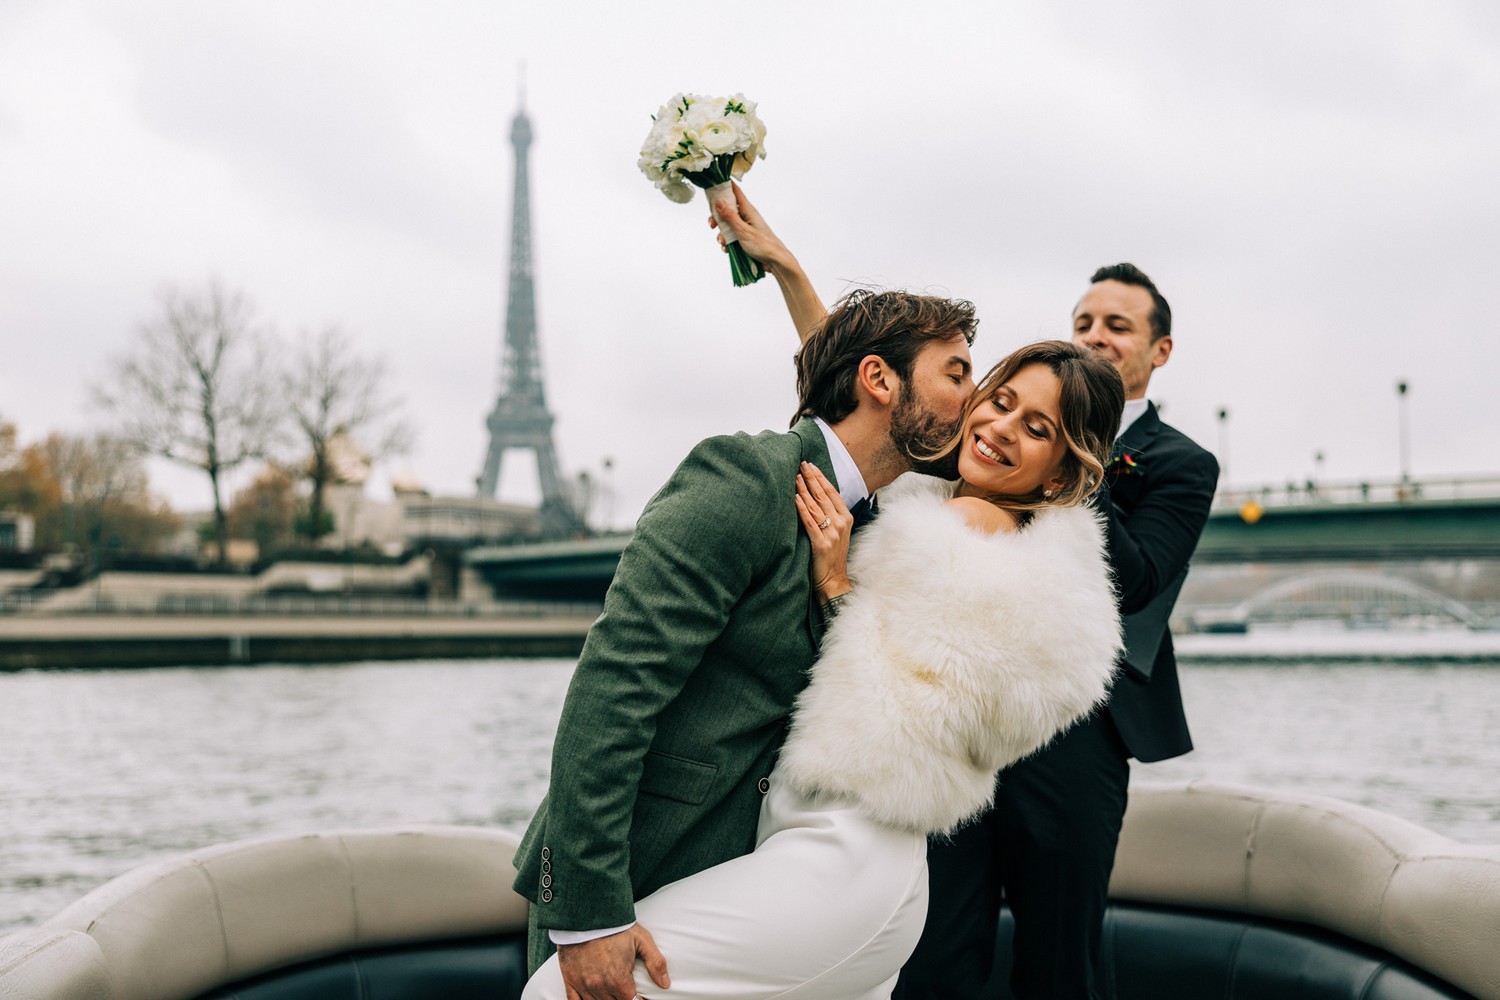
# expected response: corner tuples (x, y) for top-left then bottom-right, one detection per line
(513, 416), (835, 938)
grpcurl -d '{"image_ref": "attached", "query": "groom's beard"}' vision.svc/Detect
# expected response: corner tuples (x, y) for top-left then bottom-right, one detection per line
(891, 387), (961, 480)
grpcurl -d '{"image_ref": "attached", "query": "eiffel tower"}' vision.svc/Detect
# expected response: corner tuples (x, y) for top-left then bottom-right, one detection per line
(476, 103), (580, 537)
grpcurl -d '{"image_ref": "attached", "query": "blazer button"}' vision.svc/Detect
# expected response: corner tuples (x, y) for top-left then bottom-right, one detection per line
(541, 888), (553, 903)
(542, 859), (552, 874)
(757, 777), (771, 794)
(541, 846), (552, 862)
(541, 873), (553, 888)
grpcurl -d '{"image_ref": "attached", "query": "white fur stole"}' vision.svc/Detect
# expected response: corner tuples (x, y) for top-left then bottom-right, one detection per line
(777, 473), (1122, 835)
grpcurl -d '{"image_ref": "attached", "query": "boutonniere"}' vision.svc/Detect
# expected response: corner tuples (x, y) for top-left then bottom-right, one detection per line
(1107, 450), (1143, 476)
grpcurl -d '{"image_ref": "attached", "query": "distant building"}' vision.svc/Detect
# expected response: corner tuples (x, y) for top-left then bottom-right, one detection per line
(398, 488), (543, 548)
(0, 511), (34, 552)
(324, 448), (545, 552)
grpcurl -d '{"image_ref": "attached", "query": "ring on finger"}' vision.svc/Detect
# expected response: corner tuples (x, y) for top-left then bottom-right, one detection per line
(818, 517), (831, 530)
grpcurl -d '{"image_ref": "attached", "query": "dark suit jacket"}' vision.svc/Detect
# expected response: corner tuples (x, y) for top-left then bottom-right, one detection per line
(512, 417), (834, 933)
(1099, 402), (1219, 763)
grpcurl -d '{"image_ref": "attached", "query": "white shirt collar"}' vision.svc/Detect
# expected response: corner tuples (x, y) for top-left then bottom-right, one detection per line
(1119, 397), (1150, 436)
(812, 417), (869, 509)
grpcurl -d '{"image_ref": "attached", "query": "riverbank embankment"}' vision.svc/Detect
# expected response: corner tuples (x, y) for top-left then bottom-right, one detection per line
(0, 613), (596, 670)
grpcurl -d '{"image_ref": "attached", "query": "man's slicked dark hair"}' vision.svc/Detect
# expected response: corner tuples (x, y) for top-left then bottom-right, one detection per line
(1090, 263), (1171, 342)
(793, 288), (977, 426)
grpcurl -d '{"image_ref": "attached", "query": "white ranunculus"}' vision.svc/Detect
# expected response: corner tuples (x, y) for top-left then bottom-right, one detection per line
(698, 120), (738, 155)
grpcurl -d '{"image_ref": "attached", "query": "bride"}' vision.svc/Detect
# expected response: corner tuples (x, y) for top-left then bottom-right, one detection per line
(523, 326), (1126, 998)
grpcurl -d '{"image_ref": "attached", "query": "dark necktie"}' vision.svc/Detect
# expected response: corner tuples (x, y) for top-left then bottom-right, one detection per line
(849, 495), (877, 530)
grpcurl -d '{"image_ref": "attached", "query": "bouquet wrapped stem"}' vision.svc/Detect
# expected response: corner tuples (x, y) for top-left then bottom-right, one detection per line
(702, 179), (765, 287)
(639, 93), (768, 287)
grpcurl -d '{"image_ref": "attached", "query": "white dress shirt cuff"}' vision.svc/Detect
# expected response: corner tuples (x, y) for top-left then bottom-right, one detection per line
(549, 922), (635, 946)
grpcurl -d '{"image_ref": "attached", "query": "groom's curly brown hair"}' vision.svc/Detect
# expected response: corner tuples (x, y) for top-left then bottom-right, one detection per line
(793, 288), (977, 426)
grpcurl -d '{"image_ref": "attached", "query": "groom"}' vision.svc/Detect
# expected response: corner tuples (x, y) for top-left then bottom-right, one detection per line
(513, 288), (977, 999)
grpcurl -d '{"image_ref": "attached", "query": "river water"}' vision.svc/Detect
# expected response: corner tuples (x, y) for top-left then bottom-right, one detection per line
(2, 657), (1497, 932)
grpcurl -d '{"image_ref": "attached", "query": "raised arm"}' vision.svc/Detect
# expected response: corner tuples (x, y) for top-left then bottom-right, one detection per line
(710, 182), (828, 344)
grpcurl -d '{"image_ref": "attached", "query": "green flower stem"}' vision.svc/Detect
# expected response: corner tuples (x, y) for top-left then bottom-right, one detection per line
(727, 242), (766, 287)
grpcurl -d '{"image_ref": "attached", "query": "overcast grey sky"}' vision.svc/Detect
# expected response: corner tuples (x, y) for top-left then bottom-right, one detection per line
(2, 0), (1497, 526)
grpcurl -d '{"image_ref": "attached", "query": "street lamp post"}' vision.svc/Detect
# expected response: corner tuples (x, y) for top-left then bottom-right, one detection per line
(1396, 380), (1411, 483)
(601, 457), (615, 533)
(1216, 407), (1229, 489)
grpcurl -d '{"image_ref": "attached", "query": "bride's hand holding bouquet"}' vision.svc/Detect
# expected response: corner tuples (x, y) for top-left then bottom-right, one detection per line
(708, 181), (799, 277)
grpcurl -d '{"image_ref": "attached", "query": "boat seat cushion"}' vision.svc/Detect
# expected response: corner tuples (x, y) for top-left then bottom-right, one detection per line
(0, 928), (111, 1000)
(195, 935), (527, 1000)
(983, 903), (1476, 999)
(186, 905), (1473, 1000)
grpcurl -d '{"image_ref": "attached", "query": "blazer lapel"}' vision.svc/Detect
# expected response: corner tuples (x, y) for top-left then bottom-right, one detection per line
(790, 417), (837, 645)
(1112, 402), (1179, 679)
(1107, 402), (1161, 509)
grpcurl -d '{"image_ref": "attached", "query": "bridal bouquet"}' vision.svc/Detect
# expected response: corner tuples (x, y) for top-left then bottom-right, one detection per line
(638, 93), (767, 286)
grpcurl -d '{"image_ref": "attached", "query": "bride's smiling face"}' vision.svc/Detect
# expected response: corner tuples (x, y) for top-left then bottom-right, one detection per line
(957, 363), (1069, 498)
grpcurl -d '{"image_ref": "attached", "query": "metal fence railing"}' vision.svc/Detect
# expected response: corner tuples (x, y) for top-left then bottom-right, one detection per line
(1213, 475), (1500, 512)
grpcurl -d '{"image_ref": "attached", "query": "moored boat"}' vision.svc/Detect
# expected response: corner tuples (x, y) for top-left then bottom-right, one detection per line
(1, 781), (1495, 999)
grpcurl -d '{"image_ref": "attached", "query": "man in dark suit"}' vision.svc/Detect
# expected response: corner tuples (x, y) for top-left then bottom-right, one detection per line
(895, 263), (1220, 999)
(513, 289), (977, 1000)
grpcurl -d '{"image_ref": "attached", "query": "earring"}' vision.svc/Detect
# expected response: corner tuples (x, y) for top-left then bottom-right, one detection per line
(1043, 488), (1054, 499)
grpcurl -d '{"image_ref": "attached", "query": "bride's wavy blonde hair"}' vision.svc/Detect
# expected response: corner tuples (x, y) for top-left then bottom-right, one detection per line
(929, 340), (1124, 513)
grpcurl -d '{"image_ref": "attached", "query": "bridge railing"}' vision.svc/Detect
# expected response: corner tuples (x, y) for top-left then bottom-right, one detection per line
(1213, 475), (1500, 511)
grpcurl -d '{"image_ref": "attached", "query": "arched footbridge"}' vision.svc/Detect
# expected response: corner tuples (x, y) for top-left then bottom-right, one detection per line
(1189, 569), (1491, 631)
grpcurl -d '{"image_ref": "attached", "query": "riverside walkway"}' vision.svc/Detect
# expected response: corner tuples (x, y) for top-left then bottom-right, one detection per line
(0, 608), (599, 670)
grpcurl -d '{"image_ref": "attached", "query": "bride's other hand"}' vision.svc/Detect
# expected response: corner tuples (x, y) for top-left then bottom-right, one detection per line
(794, 461), (853, 603)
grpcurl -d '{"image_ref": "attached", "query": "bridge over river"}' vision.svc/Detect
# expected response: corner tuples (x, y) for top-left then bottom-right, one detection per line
(1195, 475), (1500, 563)
(467, 474), (1500, 633)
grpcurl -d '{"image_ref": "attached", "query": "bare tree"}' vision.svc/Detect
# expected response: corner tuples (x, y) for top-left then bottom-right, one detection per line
(282, 326), (411, 546)
(97, 279), (282, 564)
